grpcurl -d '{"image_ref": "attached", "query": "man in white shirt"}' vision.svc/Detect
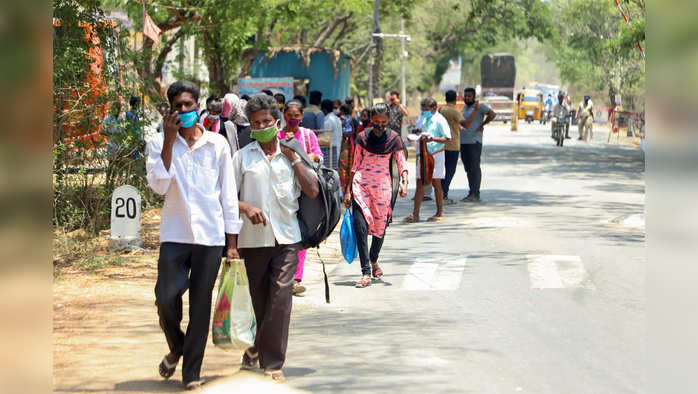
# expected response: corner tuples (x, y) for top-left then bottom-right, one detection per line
(233, 94), (319, 382)
(146, 80), (243, 390)
(321, 98), (342, 169)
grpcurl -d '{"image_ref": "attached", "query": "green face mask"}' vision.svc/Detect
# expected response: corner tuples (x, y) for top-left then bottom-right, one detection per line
(251, 121), (280, 143)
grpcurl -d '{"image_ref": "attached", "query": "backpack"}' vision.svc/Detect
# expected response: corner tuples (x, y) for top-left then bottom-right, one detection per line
(279, 138), (342, 249)
(280, 137), (342, 303)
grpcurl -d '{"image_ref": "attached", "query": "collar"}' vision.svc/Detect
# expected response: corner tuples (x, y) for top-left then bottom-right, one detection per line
(176, 124), (212, 150)
(250, 139), (282, 157)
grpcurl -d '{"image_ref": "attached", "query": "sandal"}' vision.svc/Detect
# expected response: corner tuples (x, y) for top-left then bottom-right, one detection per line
(240, 348), (259, 370)
(403, 214), (420, 223)
(184, 380), (203, 390)
(371, 263), (384, 279)
(292, 281), (306, 295)
(265, 369), (286, 382)
(427, 215), (445, 222)
(158, 354), (178, 379)
(355, 275), (371, 288)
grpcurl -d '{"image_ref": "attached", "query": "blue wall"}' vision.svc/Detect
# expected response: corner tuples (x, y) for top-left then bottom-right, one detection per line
(250, 51), (352, 102)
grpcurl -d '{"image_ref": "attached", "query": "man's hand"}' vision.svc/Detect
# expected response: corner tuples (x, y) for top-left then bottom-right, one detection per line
(280, 144), (298, 163)
(477, 125), (484, 132)
(308, 153), (321, 163)
(399, 177), (408, 198)
(343, 192), (352, 207)
(225, 247), (240, 263)
(162, 110), (180, 143)
(242, 204), (266, 226)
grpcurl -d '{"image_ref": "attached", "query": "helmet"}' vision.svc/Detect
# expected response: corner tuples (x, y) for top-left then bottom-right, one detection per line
(557, 91), (566, 100)
(584, 95), (591, 101)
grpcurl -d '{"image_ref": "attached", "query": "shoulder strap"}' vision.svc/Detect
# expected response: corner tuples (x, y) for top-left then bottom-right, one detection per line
(463, 102), (481, 130)
(279, 137), (319, 171)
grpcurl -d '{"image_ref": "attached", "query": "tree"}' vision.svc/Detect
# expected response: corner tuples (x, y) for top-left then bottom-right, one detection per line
(550, 0), (645, 109)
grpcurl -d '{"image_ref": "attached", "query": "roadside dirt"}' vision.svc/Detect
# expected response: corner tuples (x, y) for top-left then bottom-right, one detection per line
(53, 208), (338, 393)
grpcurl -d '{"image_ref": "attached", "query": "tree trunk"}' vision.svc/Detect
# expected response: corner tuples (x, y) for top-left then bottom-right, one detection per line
(203, 32), (228, 96)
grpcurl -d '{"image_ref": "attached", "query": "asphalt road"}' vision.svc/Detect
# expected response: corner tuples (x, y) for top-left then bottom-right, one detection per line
(286, 122), (646, 393)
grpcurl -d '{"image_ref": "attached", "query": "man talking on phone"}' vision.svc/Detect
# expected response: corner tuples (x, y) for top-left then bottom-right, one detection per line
(146, 80), (243, 390)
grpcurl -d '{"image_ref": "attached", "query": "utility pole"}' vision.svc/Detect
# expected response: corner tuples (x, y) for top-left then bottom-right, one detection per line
(400, 18), (406, 107)
(371, 0), (382, 103)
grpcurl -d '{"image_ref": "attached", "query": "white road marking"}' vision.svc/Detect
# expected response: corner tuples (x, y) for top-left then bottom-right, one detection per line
(526, 255), (594, 290)
(402, 258), (467, 290)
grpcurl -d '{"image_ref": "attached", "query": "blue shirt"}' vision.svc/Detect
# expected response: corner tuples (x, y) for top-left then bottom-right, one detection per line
(416, 112), (451, 154)
(460, 102), (491, 144)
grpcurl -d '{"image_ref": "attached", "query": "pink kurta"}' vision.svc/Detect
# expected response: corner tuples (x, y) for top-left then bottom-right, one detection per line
(278, 126), (323, 283)
(351, 144), (408, 238)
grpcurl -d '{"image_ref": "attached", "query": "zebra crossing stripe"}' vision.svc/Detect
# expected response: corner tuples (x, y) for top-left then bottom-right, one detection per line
(402, 257), (467, 291)
(526, 255), (594, 290)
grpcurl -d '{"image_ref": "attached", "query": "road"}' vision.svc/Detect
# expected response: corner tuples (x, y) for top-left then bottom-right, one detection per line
(286, 122), (645, 393)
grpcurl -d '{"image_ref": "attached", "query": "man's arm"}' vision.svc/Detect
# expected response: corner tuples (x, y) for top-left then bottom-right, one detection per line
(478, 109), (496, 132)
(145, 138), (175, 195)
(282, 148), (319, 198)
(399, 104), (409, 116)
(219, 141), (243, 260)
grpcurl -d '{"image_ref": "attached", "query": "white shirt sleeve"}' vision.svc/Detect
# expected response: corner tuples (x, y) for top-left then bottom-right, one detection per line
(219, 142), (243, 235)
(145, 137), (174, 195)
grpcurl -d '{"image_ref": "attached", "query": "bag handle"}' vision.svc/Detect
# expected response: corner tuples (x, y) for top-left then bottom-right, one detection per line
(279, 137), (319, 170)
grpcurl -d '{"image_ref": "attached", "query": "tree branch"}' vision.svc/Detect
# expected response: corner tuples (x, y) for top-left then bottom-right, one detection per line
(427, 12), (493, 58)
(154, 29), (185, 81)
(312, 12), (353, 48)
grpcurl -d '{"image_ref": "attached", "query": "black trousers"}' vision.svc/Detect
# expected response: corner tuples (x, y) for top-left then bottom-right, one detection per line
(441, 150), (461, 200)
(352, 200), (385, 276)
(240, 243), (300, 371)
(460, 142), (483, 198)
(154, 242), (223, 383)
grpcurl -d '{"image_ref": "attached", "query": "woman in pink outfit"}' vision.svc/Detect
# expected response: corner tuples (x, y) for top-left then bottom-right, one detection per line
(343, 103), (409, 288)
(278, 99), (323, 295)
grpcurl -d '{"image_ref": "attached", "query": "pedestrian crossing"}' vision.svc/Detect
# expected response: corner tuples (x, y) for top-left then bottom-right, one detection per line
(526, 255), (594, 290)
(401, 257), (467, 290)
(396, 255), (593, 291)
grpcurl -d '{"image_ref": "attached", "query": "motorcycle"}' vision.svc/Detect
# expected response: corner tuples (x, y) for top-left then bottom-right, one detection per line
(552, 114), (567, 147)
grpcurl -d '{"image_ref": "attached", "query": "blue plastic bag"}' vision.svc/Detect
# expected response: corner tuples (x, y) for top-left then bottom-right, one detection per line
(340, 207), (357, 263)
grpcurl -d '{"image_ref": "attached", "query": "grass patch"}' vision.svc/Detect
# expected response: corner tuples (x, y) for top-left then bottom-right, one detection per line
(74, 255), (126, 272)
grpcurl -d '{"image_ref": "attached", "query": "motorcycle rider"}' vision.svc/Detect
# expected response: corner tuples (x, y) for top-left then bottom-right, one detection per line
(543, 94), (553, 124)
(551, 91), (570, 140)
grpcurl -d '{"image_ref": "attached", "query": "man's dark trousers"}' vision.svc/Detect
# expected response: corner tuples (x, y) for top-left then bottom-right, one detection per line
(441, 150), (461, 200)
(460, 142), (483, 198)
(240, 243), (300, 371)
(155, 242), (223, 383)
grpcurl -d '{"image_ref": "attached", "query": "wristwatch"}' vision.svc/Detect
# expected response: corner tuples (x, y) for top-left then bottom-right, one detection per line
(291, 157), (303, 167)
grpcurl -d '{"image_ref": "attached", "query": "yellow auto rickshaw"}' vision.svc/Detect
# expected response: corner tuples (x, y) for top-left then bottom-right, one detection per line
(516, 89), (544, 123)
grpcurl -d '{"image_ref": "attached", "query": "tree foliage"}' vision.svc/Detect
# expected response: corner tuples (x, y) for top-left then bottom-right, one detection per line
(550, 0), (645, 109)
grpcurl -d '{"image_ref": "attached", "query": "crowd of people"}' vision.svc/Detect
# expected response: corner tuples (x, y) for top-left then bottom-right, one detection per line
(143, 79), (497, 389)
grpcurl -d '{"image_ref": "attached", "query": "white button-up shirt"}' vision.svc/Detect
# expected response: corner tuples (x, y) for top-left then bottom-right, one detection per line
(233, 140), (303, 248)
(146, 125), (243, 246)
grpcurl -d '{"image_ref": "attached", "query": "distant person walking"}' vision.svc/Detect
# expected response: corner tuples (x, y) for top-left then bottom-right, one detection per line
(219, 93), (252, 156)
(301, 90), (323, 130)
(460, 87), (495, 202)
(577, 95), (594, 141)
(321, 98), (342, 169)
(147, 80), (242, 390)
(388, 90), (408, 135)
(234, 94), (319, 382)
(439, 90), (465, 205)
(344, 103), (408, 288)
(404, 97), (451, 223)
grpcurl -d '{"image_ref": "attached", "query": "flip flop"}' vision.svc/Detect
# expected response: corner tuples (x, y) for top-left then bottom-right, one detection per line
(265, 369), (286, 382)
(403, 214), (420, 223)
(240, 348), (259, 370)
(355, 275), (371, 288)
(184, 380), (203, 390)
(427, 216), (445, 222)
(371, 264), (384, 279)
(159, 355), (178, 379)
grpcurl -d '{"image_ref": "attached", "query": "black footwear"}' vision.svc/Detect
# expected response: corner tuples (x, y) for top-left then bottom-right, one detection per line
(462, 195), (480, 203)
(423, 195), (433, 201)
(240, 348), (259, 370)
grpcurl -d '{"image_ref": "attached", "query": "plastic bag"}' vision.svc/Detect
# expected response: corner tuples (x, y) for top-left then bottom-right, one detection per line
(340, 207), (357, 263)
(212, 259), (256, 351)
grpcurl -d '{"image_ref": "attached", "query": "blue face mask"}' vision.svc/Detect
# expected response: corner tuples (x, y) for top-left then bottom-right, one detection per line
(422, 110), (433, 120)
(209, 114), (220, 120)
(178, 109), (198, 128)
(373, 124), (386, 131)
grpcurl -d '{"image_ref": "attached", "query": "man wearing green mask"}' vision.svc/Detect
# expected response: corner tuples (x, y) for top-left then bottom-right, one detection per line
(232, 94), (319, 382)
(146, 80), (243, 390)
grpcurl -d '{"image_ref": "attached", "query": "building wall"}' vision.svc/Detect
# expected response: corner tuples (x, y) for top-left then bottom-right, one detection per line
(250, 51), (351, 101)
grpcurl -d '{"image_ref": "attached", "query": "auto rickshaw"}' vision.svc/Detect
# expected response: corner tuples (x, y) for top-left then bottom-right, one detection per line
(516, 89), (544, 123)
